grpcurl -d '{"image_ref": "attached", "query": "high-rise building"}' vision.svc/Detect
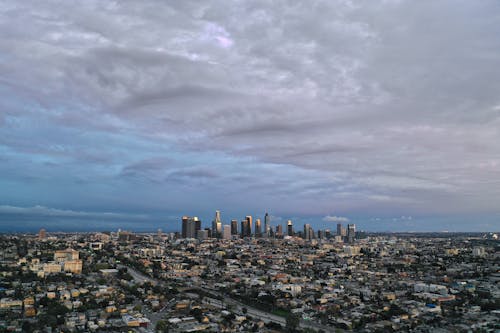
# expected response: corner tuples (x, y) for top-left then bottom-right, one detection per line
(325, 229), (331, 239)
(223, 225), (231, 240)
(304, 224), (311, 240)
(318, 230), (325, 239)
(38, 228), (46, 240)
(212, 210), (222, 238)
(241, 219), (251, 238)
(287, 220), (293, 236)
(191, 217), (201, 239)
(245, 216), (253, 236)
(231, 219), (238, 235)
(264, 212), (270, 237)
(182, 216), (189, 238)
(195, 217), (201, 237)
(197, 229), (208, 240)
(276, 225), (283, 237)
(181, 216), (201, 239)
(347, 224), (356, 243)
(255, 218), (262, 237)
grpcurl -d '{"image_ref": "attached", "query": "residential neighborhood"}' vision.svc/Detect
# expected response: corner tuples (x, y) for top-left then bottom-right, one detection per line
(0, 228), (498, 332)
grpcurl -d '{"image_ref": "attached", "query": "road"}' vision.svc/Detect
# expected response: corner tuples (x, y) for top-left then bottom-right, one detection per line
(117, 264), (157, 285)
(120, 264), (335, 331)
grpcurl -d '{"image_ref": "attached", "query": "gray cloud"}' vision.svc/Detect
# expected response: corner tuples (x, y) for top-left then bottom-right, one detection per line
(0, 205), (148, 220)
(1, 0), (500, 230)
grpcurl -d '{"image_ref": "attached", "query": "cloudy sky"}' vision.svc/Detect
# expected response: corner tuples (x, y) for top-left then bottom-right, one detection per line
(1, 0), (499, 232)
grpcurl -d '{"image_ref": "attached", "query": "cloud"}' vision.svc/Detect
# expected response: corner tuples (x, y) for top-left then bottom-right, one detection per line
(322, 215), (350, 223)
(0, 205), (148, 220)
(1, 1), (500, 230)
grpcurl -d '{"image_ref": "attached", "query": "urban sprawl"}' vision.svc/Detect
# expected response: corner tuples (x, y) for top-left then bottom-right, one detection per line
(0, 211), (499, 332)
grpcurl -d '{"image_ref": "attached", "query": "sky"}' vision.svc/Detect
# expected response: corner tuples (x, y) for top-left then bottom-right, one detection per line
(0, 0), (499, 232)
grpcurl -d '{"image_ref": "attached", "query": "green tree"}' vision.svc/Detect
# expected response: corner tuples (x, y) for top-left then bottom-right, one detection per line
(286, 313), (300, 332)
(156, 320), (170, 332)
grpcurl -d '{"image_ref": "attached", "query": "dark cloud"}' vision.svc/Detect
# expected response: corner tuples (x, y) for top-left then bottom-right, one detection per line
(0, 0), (499, 230)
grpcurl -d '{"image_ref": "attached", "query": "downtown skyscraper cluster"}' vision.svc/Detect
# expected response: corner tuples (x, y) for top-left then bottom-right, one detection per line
(180, 211), (358, 243)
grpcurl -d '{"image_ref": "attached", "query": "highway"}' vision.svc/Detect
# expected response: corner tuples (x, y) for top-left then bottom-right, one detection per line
(119, 264), (335, 331)
(117, 264), (157, 285)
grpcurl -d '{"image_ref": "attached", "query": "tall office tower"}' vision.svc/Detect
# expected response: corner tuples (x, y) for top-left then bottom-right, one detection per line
(187, 218), (194, 238)
(255, 218), (262, 237)
(287, 220), (293, 236)
(189, 217), (201, 239)
(303, 224), (311, 240)
(195, 218), (201, 235)
(241, 219), (250, 238)
(223, 225), (231, 240)
(182, 216), (189, 238)
(276, 225), (283, 237)
(347, 223), (356, 243)
(211, 219), (216, 237)
(157, 228), (162, 238)
(264, 212), (270, 237)
(231, 219), (238, 235)
(337, 223), (342, 236)
(245, 216), (253, 236)
(318, 230), (325, 239)
(182, 216), (201, 239)
(212, 210), (222, 238)
(38, 228), (46, 240)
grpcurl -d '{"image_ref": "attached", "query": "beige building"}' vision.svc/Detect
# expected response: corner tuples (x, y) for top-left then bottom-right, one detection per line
(54, 249), (79, 262)
(64, 260), (83, 274)
(43, 262), (62, 274)
(0, 298), (23, 309)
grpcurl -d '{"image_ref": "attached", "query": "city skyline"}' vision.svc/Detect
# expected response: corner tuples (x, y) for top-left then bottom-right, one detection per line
(1, 1), (500, 232)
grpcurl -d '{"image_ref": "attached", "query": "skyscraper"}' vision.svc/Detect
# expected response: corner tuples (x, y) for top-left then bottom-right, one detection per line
(347, 223), (356, 243)
(181, 216), (201, 239)
(304, 224), (311, 240)
(195, 218), (201, 236)
(245, 216), (252, 236)
(231, 219), (238, 235)
(276, 225), (283, 237)
(264, 212), (270, 237)
(182, 216), (189, 238)
(255, 218), (262, 237)
(287, 220), (293, 236)
(241, 219), (251, 238)
(223, 225), (231, 240)
(212, 210), (222, 238)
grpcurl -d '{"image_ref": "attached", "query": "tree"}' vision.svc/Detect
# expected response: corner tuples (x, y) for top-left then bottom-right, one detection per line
(190, 308), (203, 322)
(156, 320), (170, 333)
(286, 313), (300, 332)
